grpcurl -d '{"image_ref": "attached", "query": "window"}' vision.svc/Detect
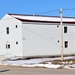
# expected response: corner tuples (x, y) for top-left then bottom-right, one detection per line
(8, 44), (10, 49)
(58, 40), (59, 43)
(16, 25), (18, 28)
(6, 44), (10, 49)
(6, 27), (9, 34)
(64, 41), (68, 48)
(57, 25), (59, 27)
(64, 26), (67, 33)
(16, 42), (18, 44)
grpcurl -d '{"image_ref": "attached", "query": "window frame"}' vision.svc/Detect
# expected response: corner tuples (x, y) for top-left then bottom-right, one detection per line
(16, 41), (18, 45)
(64, 41), (68, 48)
(57, 25), (59, 28)
(64, 26), (67, 33)
(16, 25), (18, 28)
(6, 27), (9, 34)
(8, 44), (10, 49)
(6, 44), (10, 49)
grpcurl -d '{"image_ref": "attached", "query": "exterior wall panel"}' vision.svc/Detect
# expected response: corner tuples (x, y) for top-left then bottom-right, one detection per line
(1, 14), (75, 58)
(0, 14), (23, 57)
(22, 23), (62, 57)
(22, 23), (75, 57)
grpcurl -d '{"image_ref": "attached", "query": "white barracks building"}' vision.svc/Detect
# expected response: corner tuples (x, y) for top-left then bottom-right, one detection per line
(0, 13), (75, 58)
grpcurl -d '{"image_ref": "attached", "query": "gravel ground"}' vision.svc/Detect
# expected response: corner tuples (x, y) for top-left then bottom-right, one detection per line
(0, 66), (75, 75)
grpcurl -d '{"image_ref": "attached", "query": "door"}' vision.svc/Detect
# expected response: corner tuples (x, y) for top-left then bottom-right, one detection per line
(6, 44), (11, 59)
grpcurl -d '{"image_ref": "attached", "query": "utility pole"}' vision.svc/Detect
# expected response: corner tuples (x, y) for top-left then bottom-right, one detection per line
(60, 8), (64, 61)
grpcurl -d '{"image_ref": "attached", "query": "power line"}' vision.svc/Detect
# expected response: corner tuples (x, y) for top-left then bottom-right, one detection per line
(35, 9), (59, 15)
(0, 24), (75, 55)
(63, 8), (75, 11)
(23, 26), (61, 48)
(0, 8), (75, 55)
(65, 49), (75, 54)
(0, 9), (60, 21)
(1, 8), (75, 21)
(0, 24), (74, 55)
(0, 24), (61, 49)
(0, 22), (75, 55)
(22, 26), (75, 55)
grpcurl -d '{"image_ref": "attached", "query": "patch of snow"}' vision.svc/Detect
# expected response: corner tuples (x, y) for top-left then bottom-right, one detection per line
(2, 57), (75, 69)
(44, 64), (61, 68)
(69, 64), (75, 68)
(5, 58), (49, 65)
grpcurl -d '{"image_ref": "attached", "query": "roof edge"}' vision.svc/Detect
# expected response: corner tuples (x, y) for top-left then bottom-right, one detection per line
(7, 13), (75, 19)
(16, 18), (75, 24)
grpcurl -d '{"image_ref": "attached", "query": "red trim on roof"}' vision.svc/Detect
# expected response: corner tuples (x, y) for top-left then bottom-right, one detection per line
(16, 18), (75, 24)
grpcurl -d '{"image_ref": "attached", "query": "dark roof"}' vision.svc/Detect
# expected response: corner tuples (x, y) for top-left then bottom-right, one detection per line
(8, 13), (75, 24)
(8, 13), (75, 19)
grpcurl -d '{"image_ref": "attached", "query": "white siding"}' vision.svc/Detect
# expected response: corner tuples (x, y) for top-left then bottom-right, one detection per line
(22, 23), (75, 57)
(22, 23), (62, 57)
(63, 25), (75, 55)
(1, 14), (75, 58)
(0, 14), (23, 57)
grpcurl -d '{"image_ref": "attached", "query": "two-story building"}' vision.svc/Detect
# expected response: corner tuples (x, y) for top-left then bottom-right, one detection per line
(0, 13), (75, 58)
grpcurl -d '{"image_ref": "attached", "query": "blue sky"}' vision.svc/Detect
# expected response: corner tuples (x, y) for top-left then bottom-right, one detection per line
(0, 0), (75, 19)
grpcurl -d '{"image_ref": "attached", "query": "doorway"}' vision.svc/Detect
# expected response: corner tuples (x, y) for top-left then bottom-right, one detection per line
(5, 44), (11, 58)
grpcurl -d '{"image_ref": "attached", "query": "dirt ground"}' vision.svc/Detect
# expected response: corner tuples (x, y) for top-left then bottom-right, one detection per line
(0, 65), (75, 75)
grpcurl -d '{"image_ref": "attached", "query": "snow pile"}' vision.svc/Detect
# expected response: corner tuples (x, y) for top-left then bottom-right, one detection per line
(69, 64), (75, 68)
(43, 63), (61, 68)
(22, 62), (61, 69)
(2, 58), (61, 68)
(1, 56), (75, 69)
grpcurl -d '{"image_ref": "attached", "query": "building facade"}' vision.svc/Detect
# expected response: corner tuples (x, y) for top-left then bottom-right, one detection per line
(0, 13), (75, 58)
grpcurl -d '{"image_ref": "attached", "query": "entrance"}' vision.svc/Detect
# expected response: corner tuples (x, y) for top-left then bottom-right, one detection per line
(6, 44), (11, 59)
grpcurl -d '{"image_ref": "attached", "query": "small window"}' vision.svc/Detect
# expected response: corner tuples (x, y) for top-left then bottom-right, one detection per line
(16, 42), (18, 44)
(16, 25), (18, 28)
(8, 44), (10, 49)
(6, 44), (10, 49)
(64, 41), (68, 48)
(64, 27), (67, 33)
(6, 27), (9, 34)
(58, 40), (59, 43)
(57, 25), (59, 27)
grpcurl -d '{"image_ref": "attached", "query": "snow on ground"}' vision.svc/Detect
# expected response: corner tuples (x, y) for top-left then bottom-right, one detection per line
(1, 56), (75, 69)
(3, 58), (61, 68)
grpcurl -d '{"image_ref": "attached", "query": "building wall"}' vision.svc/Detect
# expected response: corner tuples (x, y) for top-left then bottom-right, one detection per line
(1, 14), (75, 58)
(22, 22), (75, 57)
(0, 14), (23, 57)
(63, 25), (75, 55)
(22, 23), (61, 57)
